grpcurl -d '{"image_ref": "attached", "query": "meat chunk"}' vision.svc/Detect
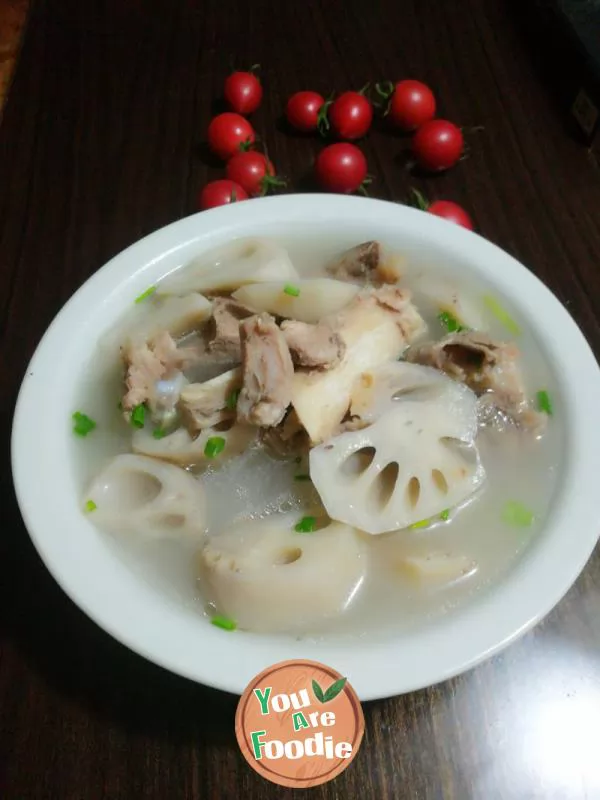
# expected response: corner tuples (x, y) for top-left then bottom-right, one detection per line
(206, 297), (258, 360)
(405, 330), (547, 434)
(280, 320), (345, 369)
(180, 297), (257, 382)
(237, 313), (294, 427)
(174, 331), (239, 384)
(122, 331), (195, 412)
(365, 284), (427, 342)
(327, 241), (403, 285)
(290, 286), (427, 443)
(178, 368), (242, 434)
(336, 414), (370, 434)
(328, 241), (381, 281)
(260, 410), (309, 458)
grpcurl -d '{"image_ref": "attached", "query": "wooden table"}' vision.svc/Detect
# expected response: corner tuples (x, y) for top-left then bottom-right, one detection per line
(1, 1), (599, 797)
(0, 1), (29, 113)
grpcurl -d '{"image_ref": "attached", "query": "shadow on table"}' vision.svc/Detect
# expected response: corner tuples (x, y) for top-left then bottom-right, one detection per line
(506, 0), (595, 146)
(0, 422), (237, 747)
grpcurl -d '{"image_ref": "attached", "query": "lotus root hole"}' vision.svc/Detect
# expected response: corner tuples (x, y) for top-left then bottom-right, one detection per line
(341, 446), (376, 477)
(274, 547), (303, 566)
(431, 469), (449, 494)
(407, 476), (421, 508)
(371, 462), (400, 509)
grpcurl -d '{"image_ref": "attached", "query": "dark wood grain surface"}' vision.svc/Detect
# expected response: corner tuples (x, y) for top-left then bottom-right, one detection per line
(1, 1), (600, 798)
(0, 1), (29, 114)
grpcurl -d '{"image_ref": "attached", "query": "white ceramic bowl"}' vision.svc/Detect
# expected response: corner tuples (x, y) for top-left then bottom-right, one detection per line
(11, 195), (600, 700)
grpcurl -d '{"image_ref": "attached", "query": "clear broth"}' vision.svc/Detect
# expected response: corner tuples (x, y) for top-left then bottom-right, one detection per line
(72, 234), (563, 642)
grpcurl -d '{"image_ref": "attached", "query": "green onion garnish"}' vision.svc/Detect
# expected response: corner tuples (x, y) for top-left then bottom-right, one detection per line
(295, 516), (316, 533)
(536, 390), (553, 415)
(483, 295), (521, 336)
(211, 615), (236, 631)
(409, 518), (431, 530)
(152, 427), (166, 440)
(410, 508), (451, 529)
(438, 310), (466, 334)
(294, 474), (311, 482)
(204, 436), (226, 458)
(85, 499), (97, 512)
(72, 411), (97, 437)
(226, 389), (241, 411)
(134, 285), (156, 304)
(283, 284), (301, 297)
(130, 404), (146, 429)
(502, 501), (534, 528)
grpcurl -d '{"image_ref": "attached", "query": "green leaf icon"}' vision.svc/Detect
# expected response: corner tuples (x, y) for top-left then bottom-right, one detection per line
(323, 677), (347, 703)
(312, 679), (325, 703)
(312, 677), (348, 703)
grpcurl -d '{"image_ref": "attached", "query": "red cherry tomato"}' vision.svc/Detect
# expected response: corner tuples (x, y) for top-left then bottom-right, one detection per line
(198, 180), (248, 210)
(328, 91), (373, 140)
(428, 200), (474, 230)
(226, 151), (283, 197)
(286, 91), (326, 132)
(224, 70), (263, 115)
(315, 143), (368, 193)
(207, 113), (256, 161)
(389, 80), (436, 131)
(412, 119), (463, 172)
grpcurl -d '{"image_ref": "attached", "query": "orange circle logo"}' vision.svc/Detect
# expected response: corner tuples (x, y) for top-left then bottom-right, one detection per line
(235, 659), (364, 788)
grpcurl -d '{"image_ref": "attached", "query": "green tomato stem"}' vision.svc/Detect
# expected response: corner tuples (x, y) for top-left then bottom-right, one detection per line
(409, 187), (430, 210)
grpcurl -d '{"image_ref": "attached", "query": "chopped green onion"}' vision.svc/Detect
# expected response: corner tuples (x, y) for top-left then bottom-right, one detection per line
(295, 516), (316, 533)
(502, 501), (534, 528)
(211, 615), (237, 631)
(85, 499), (97, 512)
(204, 436), (226, 458)
(483, 295), (521, 336)
(134, 285), (156, 304)
(438, 310), (466, 334)
(283, 284), (301, 297)
(226, 388), (241, 411)
(130, 404), (146, 429)
(536, 390), (553, 415)
(294, 474), (311, 482)
(72, 411), (97, 437)
(152, 427), (166, 440)
(409, 518), (431, 530)
(410, 508), (451, 529)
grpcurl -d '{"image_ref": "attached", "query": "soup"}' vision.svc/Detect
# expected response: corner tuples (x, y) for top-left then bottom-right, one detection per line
(73, 235), (561, 641)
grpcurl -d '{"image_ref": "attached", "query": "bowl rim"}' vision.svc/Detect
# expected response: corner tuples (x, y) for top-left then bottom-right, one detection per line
(11, 194), (600, 700)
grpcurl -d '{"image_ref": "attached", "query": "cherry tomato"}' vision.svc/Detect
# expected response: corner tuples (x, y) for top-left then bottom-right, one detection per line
(428, 200), (474, 230)
(412, 119), (463, 172)
(410, 188), (473, 230)
(226, 151), (284, 197)
(328, 91), (373, 140)
(224, 70), (263, 115)
(286, 91), (326, 132)
(315, 143), (368, 193)
(389, 80), (436, 131)
(207, 113), (255, 161)
(198, 180), (248, 210)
